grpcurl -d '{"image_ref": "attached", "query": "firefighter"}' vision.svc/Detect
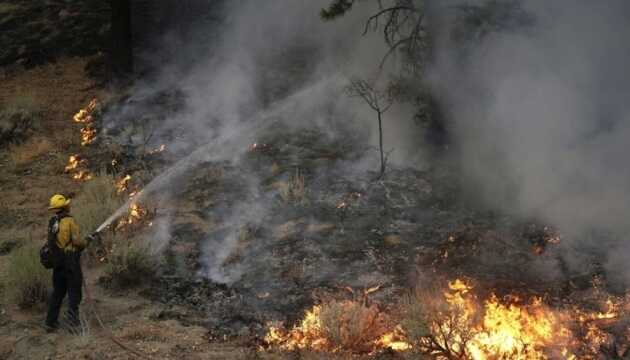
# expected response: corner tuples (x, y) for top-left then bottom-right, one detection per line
(45, 194), (87, 332)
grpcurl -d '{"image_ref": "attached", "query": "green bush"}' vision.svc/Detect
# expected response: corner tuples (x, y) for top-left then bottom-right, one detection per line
(72, 173), (124, 236)
(4, 244), (50, 308)
(102, 240), (156, 289)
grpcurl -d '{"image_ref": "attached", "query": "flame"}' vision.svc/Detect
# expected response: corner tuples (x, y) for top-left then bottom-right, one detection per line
(265, 298), (411, 354)
(72, 170), (93, 181)
(80, 126), (97, 146)
(264, 279), (628, 358)
(64, 155), (92, 181)
(115, 175), (132, 194)
(64, 155), (80, 172)
(73, 98), (99, 146)
(265, 305), (328, 351)
(375, 326), (412, 351)
(115, 191), (149, 230)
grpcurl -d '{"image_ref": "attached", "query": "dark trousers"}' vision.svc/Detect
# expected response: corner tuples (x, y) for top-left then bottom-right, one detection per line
(46, 255), (83, 327)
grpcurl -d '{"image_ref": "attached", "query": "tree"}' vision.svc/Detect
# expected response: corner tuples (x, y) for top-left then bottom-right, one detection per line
(346, 77), (395, 177)
(322, 0), (428, 73)
(110, 0), (133, 79)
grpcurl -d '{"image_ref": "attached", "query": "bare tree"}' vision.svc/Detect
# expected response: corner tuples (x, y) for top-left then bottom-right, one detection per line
(346, 77), (394, 177)
(323, 0), (428, 73)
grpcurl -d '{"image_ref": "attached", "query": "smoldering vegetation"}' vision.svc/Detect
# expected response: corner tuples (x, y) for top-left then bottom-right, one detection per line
(427, 0), (630, 286)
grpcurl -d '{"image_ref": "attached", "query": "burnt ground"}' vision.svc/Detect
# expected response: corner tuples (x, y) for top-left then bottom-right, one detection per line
(104, 114), (609, 340)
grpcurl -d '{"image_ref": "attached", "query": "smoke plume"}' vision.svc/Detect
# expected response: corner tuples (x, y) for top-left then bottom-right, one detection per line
(428, 0), (630, 283)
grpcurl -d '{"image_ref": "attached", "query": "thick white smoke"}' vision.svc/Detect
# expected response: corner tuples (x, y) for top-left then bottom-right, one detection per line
(117, 0), (426, 283)
(428, 0), (630, 283)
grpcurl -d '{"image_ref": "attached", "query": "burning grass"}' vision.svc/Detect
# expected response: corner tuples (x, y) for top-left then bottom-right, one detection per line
(73, 98), (100, 146)
(264, 278), (630, 359)
(64, 154), (93, 181)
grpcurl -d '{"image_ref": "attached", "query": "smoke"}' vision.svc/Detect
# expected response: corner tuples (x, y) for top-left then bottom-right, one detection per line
(106, 0), (429, 283)
(427, 1), (630, 282)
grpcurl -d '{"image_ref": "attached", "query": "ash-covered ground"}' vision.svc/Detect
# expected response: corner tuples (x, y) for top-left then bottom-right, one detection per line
(94, 91), (611, 340)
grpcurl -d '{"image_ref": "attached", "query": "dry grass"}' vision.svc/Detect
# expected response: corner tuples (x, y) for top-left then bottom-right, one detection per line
(72, 172), (124, 235)
(102, 239), (156, 289)
(278, 168), (307, 204)
(3, 243), (50, 308)
(8, 136), (53, 165)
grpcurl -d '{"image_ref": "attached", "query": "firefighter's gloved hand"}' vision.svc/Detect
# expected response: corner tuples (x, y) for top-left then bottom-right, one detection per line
(86, 232), (100, 244)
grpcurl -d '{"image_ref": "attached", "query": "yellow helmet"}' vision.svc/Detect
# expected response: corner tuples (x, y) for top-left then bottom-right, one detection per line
(48, 194), (71, 210)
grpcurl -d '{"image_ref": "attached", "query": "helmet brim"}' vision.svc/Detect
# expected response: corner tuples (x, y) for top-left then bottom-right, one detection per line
(48, 199), (71, 210)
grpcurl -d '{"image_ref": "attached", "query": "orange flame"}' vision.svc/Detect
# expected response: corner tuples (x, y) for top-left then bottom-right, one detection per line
(264, 279), (627, 358)
(73, 98), (99, 146)
(64, 155), (92, 181)
(115, 174), (132, 194)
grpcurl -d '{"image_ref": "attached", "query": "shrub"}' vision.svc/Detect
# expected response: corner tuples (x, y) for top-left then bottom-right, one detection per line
(72, 173), (124, 236)
(278, 168), (307, 204)
(0, 95), (42, 145)
(399, 285), (477, 359)
(9, 136), (53, 166)
(319, 300), (389, 353)
(102, 240), (156, 289)
(4, 244), (50, 308)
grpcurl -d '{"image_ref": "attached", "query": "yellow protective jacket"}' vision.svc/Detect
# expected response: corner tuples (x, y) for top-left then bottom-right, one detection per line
(56, 216), (86, 252)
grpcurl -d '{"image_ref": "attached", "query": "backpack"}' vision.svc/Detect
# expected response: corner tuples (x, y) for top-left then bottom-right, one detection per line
(40, 214), (70, 269)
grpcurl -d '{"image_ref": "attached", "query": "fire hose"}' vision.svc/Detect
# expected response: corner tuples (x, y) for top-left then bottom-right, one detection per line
(82, 232), (152, 359)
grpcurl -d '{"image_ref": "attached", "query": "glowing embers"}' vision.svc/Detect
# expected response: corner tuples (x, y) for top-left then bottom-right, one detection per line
(73, 98), (100, 146)
(64, 154), (92, 181)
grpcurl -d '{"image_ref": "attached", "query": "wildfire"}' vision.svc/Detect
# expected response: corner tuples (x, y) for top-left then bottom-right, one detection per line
(264, 279), (628, 358)
(73, 98), (100, 146)
(265, 296), (411, 354)
(115, 201), (149, 230)
(64, 155), (92, 181)
(115, 174), (132, 194)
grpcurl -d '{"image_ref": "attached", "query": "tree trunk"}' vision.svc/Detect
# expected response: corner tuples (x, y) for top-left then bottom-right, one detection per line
(110, 0), (133, 79)
(378, 110), (385, 176)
